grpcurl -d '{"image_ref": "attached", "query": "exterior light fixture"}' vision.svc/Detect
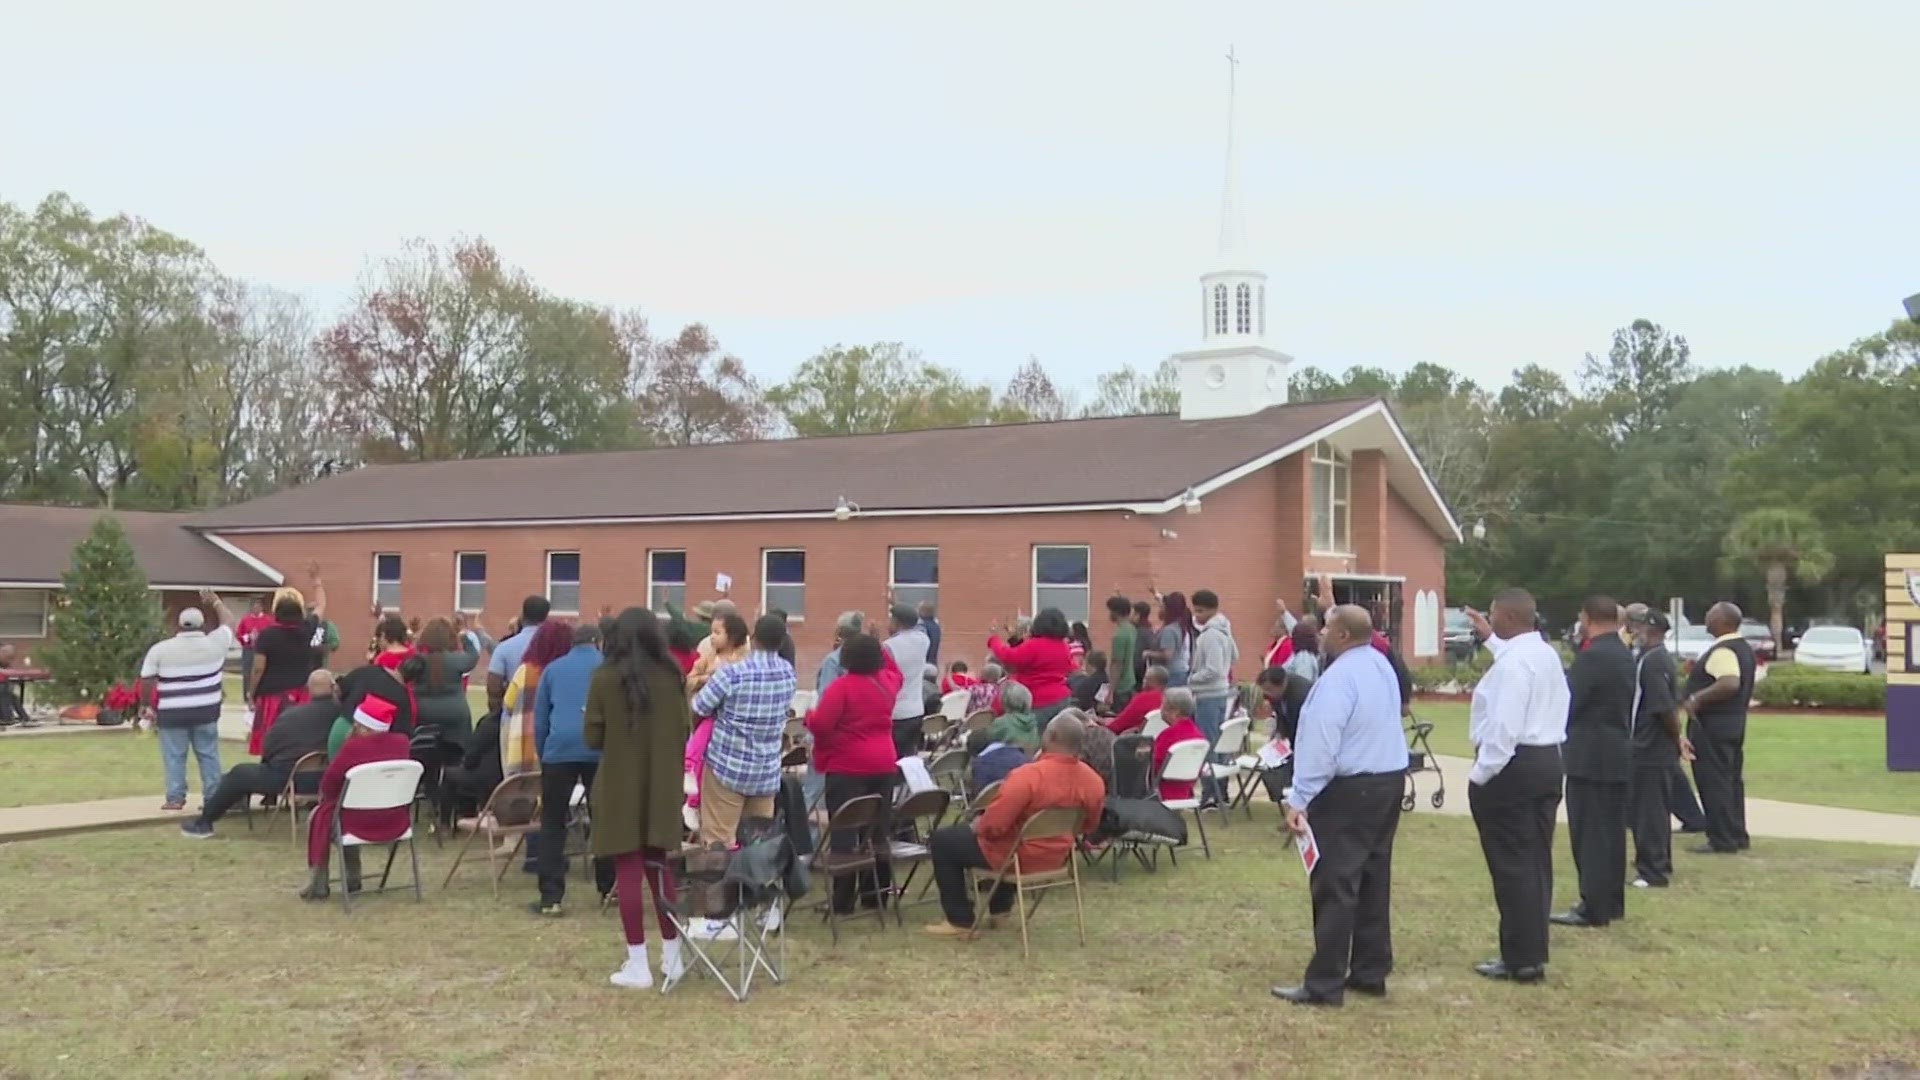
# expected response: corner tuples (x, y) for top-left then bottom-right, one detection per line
(834, 496), (859, 522)
(1181, 488), (1202, 515)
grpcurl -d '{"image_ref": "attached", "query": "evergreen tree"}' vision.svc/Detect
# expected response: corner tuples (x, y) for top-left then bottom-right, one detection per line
(42, 516), (165, 704)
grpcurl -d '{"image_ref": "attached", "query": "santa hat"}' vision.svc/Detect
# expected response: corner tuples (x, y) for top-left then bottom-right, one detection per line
(352, 695), (397, 733)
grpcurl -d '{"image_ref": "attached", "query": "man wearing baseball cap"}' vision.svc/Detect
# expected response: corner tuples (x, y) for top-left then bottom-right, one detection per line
(300, 695), (412, 901)
(137, 590), (239, 812)
(1626, 609), (1691, 888)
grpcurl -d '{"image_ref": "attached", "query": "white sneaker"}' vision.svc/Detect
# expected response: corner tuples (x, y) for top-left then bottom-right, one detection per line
(1631, 878), (1651, 889)
(609, 959), (654, 989)
(760, 901), (783, 934)
(689, 918), (738, 942)
(660, 937), (686, 986)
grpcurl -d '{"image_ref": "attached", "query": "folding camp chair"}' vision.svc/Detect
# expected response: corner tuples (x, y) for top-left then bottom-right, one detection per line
(809, 794), (890, 944)
(1157, 738), (1212, 860)
(660, 830), (790, 1002)
(1200, 716), (1252, 826)
(965, 806), (1089, 960)
(441, 771), (542, 897)
(328, 759), (426, 913)
(886, 787), (952, 921)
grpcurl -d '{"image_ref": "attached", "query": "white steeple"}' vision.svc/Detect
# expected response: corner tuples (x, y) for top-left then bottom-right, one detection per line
(1175, 45), (1292, 421)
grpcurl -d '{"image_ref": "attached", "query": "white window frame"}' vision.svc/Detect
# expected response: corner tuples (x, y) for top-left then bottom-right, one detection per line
(454, 551), (487, 614)
(648, 549), (688, 614)
(761, 548), (807, 623)
(889, 546), (939, 611)
(1235, 282), (1252, 333)
(1211, 284), (1228, 335)
(1030, 544), (1091, 624)
(545, 551), (582, 616)
(1310, 440), (1352, 555)
(372, 552), (402, 612)
(0, 589), (50, 639)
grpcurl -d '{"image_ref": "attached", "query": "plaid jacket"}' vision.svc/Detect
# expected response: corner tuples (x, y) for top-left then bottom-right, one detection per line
(692, 650), (797, 797)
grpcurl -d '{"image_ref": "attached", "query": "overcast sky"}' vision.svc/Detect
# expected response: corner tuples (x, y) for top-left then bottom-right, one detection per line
(6, 0), (1917, 395)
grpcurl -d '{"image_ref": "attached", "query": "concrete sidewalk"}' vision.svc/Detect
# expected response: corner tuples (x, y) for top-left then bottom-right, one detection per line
(0, 796), (200, 843)
(1421, 753), (1919, 847)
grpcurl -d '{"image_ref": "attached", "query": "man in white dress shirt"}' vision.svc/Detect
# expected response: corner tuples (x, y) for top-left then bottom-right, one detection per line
(1464, 588), (1569, 983)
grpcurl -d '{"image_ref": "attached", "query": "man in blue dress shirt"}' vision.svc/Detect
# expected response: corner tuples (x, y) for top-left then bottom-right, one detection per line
(1272, 605), (1410, 1008)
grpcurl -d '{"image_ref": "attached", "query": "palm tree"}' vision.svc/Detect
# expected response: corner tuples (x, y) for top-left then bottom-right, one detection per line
(1721, 508), (1834, 645)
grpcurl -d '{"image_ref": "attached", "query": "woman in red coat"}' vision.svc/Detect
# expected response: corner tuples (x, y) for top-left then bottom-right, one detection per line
(1150, 688), (1208, 802)
(987, 608), (1075, 723)
(806, 633), (903, 913)
(300, 695), (413, 901)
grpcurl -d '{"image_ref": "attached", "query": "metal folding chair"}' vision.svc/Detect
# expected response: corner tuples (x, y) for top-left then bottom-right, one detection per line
(441, 772), (542, 897)
(966, 806), (1089, 960)
(329, 759), (426, 913)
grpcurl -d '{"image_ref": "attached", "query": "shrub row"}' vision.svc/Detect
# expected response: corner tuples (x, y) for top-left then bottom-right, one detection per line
(1752, 664), (1884, 709)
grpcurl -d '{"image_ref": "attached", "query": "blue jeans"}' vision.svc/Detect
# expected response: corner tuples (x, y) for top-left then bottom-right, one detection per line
(1194, 695), (1230, 803)
(159, 722), (222, 805)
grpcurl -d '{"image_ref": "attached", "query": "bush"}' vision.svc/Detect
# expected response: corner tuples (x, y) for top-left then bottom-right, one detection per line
(1753, 664), (1884, 710)
(1412, 648), (1495, 693)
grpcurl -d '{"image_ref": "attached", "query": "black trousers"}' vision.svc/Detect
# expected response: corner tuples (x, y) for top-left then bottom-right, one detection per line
(537, 762), (614, 904)
(1564, 776), (1628, 923)
(198, 763), (294, 825)
(892, 716), (924, 758)
(1629, 763), (1674, 886)
(1688, 720), (1749, 852)
(1469, 744), (1562, 970)
(823, 772), (896, 913)
(1301, 772), (1403, 1001)
(930, 825), (1015, 927)
(0, 681), (28, 724)
(1666, 762), (1706, 831)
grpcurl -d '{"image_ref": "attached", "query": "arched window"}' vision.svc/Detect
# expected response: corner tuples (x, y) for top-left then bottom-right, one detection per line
(1235, 283), (1252, 334)
(1212, 285), (1228, 335)
(1257, 285), (1266, 336)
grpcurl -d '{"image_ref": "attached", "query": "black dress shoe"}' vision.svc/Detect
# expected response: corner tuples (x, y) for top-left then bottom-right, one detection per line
(1676, 824), (1706, 834)
(1270, 985), (1341, 1007)
(1688, 843), (1738, 855)
(1344, 978), (1388, 998)
(1474, 960), (1544, 983)
(1550, 909), (1607, 928)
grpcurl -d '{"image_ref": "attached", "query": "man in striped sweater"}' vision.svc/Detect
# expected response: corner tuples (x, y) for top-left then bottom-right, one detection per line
(139, 590), (237, 812)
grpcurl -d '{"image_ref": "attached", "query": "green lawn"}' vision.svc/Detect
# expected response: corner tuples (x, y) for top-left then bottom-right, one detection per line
(0, 811), (1914, 1077)
(1414, 701), (1919, 815)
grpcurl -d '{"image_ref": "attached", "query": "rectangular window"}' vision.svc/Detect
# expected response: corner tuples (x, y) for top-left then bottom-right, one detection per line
(649, 550), (687, 614)
(762, 549), (806, 621)
(455, 552), (487, 613)
(1032, 545), (1091, 625)
(889, 547), (939, 612)
(373, 553), (402, 612)
(1311, 440), (1352, 554)
(546, 551), (581, 615)
(0, 589), (49, 638)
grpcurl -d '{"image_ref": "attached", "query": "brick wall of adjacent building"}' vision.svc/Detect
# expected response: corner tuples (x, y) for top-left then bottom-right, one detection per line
(212, 450), (1451, 682)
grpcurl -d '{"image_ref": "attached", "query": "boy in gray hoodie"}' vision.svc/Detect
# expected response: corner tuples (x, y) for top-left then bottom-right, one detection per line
(1188, 589), (1239, 802)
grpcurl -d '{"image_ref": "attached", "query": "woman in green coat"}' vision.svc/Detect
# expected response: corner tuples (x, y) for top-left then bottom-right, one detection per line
(408, 617), (480, 742)
(586, 607), (694, 990)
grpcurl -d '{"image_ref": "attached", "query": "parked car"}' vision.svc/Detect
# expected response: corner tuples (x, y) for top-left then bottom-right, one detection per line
(1443, 607), (1477, 662)
(1794, 626), (1872, 674)
(1738, 620), (1776, 662)
(1673, 624), (1713, 663)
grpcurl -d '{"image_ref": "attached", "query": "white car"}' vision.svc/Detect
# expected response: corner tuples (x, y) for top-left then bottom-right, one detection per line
(1673, 624), (1713, 663)
(1792, 626), (1871, 674)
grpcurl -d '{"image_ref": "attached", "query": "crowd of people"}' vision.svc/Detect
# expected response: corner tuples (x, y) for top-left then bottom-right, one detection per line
(125, 566), (1759, 1003)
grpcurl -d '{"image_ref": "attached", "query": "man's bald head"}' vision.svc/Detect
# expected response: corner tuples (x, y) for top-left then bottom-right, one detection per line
(306, 669), (337, 698)
(1706, 601), (1742, 635)
(1040, 712), (1086, 755)
(1321, 604), (1373, 658)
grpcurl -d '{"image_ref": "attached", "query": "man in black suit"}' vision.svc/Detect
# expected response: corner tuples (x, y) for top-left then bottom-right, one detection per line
(1553, 596), (1637, 928)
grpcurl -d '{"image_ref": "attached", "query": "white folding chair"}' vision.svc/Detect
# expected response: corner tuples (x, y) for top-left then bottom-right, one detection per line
(331, 759), (426, 913)
(1139, 710), (1167, 740)
(1201, 716), (1251, 826)
(1157, 738), (1212, 860)
(789, 690), (817, 718)
(939, 690), (971, 722)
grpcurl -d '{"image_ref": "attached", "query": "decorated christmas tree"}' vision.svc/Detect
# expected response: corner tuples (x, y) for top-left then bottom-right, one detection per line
(41, 516), (165, 705)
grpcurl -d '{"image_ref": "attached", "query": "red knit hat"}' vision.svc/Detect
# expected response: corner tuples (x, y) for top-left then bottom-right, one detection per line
(352, 695), (397, 733)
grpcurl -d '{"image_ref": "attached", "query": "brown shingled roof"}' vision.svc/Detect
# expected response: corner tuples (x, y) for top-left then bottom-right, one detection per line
(192, 399), (1389, 531)
(0, 505), (278, 589)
